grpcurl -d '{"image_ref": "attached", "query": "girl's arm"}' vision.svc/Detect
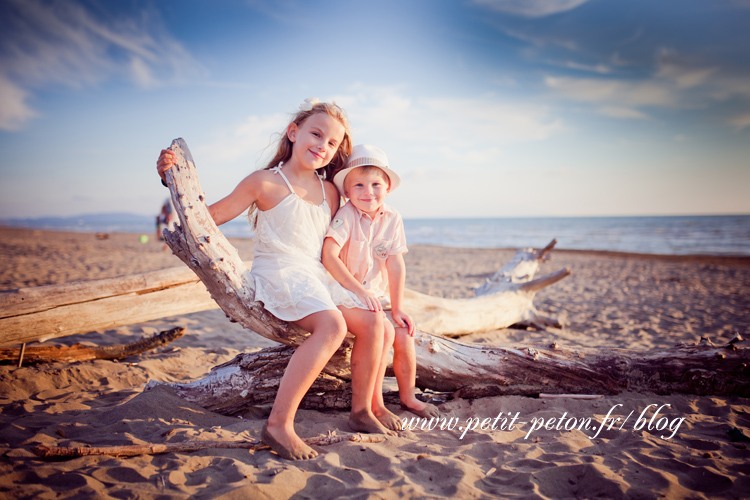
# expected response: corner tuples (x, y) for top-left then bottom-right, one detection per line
(324, 181), (342, 218)
(321, 238), (382, 312)
(208, 175), (259, 226)
(156, 149), (259, 227)
(386, 253), (415, 336)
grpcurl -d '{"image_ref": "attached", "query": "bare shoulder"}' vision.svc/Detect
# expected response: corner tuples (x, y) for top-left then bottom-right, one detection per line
(234, 169), (279, 195)
(323, 179), (341, 200)
(241, 169), (279, 187)
(245, 169), (290, 210)
(323, 180), (342, 214)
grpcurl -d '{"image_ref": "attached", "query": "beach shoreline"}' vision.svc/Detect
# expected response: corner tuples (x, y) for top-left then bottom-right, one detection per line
(1, 227), (749, 498)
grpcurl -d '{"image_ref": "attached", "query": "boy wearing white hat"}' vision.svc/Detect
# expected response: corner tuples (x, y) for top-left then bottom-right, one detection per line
(322, 144), (439, 423)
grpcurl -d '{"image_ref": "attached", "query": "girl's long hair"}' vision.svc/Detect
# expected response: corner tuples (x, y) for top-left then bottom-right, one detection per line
(248, 101), (352, 228)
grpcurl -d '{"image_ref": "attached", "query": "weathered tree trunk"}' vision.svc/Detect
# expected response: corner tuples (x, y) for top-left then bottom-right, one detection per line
(144, 138), (750, 412)
(407, 239), (571, 335)
(148, 334), (750, 415)
(0, 267), (218, 347)
(0, 327), (185, 364)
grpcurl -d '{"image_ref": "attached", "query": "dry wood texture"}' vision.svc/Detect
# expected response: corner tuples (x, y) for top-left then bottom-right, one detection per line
(0, 267), (217, 347)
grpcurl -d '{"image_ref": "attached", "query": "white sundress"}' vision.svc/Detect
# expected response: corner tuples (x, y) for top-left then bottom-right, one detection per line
(250, 166), (363, 321)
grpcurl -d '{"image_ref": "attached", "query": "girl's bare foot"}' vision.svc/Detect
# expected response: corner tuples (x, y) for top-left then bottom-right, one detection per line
(349, 408), (391, 434)
(373, 406), (403, 431)
(261, 423), (317, 461)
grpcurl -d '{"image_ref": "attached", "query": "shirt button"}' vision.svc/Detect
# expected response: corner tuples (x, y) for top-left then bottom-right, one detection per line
(363, 280), (367, 284)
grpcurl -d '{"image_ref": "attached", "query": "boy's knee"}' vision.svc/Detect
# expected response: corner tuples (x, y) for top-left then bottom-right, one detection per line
(393, 327), (413, 348)
(364, 311), (385, 336)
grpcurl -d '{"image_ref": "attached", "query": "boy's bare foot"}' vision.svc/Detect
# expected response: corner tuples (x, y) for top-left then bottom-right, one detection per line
(261, 423), (318, 461)
(349, 409), (391, 434)
(373, 407), (403, 431)
(401, 400), (440, 419)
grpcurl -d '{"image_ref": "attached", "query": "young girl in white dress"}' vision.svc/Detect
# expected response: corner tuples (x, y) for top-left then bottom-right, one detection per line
(156, 99), (397, 460)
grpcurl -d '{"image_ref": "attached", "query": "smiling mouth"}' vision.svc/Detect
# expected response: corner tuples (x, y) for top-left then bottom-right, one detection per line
(310, 150), (323, 159)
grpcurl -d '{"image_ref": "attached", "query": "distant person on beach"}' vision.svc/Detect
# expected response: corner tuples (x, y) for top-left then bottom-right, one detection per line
(322, 145), (439, 423)
(156, 198), (177, 248)
(156, 98), (394, 460)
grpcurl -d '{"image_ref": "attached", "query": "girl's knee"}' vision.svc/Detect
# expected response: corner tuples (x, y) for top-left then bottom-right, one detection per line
(383, 320), (396, 344)
(313, 311), (347, 343)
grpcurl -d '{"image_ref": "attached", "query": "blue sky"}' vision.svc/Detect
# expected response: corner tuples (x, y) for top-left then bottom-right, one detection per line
(1, 0), (749, 219)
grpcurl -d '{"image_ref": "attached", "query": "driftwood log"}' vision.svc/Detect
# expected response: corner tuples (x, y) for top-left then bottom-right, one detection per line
(32, 431), (385, 459)
(149, 334), (750, 415)
(407, 239), (570, 335)
(0, 327), (185, 364)
(143, 138), (750, 413)
(0, 267), (219, 347)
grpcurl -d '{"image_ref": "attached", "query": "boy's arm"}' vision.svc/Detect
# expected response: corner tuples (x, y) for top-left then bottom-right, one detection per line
(385, 253), (415, 336)
(321, 237), (383, 312)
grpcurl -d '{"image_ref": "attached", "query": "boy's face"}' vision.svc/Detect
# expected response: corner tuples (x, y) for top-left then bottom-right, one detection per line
(344, 167), (390, 217)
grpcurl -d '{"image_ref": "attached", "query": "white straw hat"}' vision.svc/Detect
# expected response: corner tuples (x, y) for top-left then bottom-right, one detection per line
(333, 144), (401, 196)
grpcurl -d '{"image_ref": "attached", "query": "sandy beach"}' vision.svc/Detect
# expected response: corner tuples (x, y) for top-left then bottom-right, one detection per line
(1, 226), (749, 499)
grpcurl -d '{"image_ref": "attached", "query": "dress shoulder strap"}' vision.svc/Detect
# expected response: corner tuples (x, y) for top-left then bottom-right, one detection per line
(317, 173), (327, 203)
(271, 165), (295, 195)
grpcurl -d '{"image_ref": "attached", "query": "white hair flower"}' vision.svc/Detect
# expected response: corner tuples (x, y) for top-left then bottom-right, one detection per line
(299, 97), (320, 111)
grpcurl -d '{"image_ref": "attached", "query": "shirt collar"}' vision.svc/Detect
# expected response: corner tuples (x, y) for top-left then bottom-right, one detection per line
(349, 200), (394, 221)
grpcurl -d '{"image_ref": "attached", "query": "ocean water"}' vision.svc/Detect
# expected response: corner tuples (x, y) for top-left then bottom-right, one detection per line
(403, 215), (750, 256)
(2, 214), (749, 256)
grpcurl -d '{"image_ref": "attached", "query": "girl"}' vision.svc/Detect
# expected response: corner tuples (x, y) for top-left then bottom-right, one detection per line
(156, 99), (397, 461)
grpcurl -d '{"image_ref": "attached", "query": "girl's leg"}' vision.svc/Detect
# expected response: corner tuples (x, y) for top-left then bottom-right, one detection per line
(393, 327), (440, 419)
(370, 319), (402, 430)
(263, 309), (347, 460)
(338, 306), (390, 434)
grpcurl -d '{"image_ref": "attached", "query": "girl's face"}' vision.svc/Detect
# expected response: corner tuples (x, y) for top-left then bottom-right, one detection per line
(287, 113), (346, 171)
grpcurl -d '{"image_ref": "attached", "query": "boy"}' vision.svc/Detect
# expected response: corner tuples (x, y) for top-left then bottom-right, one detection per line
(322, 144), (439, 429)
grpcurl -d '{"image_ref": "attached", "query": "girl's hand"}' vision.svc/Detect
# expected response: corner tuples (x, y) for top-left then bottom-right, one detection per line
(358, 291), (382, 312)
(156, 149), (178, 182)
(392, 309), (415, 337)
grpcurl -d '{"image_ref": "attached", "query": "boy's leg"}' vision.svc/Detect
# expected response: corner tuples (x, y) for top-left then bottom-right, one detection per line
(264, 309), (348, 460)
(338, 306), (391, 434)
(393, 326), (440, 419)
(370, 319), (402, 430)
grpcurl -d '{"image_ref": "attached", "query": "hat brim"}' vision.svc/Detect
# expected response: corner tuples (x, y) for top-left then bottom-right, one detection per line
(333, 165), (401, 197)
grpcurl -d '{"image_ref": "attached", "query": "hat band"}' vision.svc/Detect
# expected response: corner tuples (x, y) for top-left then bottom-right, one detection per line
(347, 156), (387, 169)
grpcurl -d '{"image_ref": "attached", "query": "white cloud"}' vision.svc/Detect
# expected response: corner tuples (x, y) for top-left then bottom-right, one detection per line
(340, 85), (564, 172)
(561, 61), (612, 74)
(0, 75), (36, 132)
(546, 53), (750, 125)
(474, 0), (591, 18)
(194, 113), (289, 167)
(545, 76), (677, 108)
(655, 50), (717, 89)
(598, 106), (650, 120)
(730, 113), (750, 130)
(0, 0), (202, 130)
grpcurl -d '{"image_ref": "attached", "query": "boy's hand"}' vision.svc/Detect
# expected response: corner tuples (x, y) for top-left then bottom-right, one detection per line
(358, 291), (382, 312)
(392, 309), (415, 337)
